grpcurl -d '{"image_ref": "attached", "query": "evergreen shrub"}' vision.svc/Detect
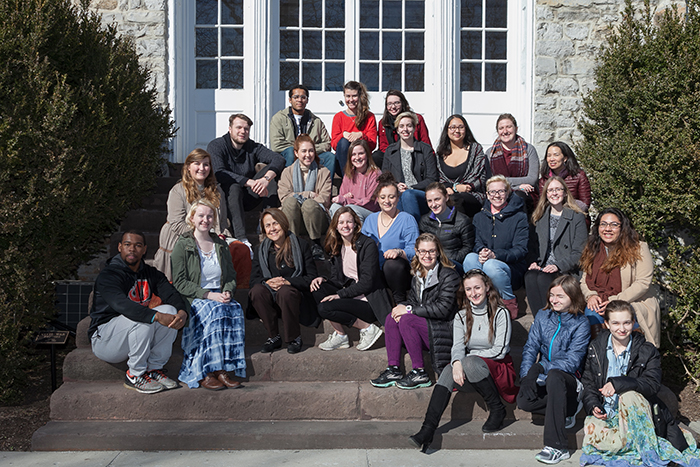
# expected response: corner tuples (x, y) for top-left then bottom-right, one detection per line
(577, 0), (700, 386)
(0, 0), (174, 402)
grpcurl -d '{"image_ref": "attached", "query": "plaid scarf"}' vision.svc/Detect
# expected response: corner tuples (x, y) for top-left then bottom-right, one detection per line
(489, 135), (528, 178)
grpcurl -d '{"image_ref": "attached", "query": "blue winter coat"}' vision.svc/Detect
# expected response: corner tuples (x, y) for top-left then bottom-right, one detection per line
(472, 192), (529, 288)
(520, 308), (590, 379)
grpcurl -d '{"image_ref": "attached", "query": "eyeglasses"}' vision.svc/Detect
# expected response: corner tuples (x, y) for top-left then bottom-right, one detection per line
(600, 222), (621, 229)
(546, 187), (565, 194)
(448, 126), (465, 131)
(487, 189), (507, 196)
(386, 101), (402, 108)
(291, 94), (308, 101)
(416, 249), (438, 257)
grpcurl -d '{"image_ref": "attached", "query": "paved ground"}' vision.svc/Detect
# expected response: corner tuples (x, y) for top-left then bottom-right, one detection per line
(0, 449), (587, 467)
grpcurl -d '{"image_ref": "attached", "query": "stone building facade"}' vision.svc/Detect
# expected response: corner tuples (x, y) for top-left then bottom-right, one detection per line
(83, 0), (679, 161)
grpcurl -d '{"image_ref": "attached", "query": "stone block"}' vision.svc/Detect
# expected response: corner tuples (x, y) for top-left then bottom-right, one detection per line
(564, 23), (590, 40)
(534, 112), (556, 131)
(562, 57), (595, 76)
(535, 96), (557, 111)
(125, 9), (165, 23)
(136, 38), (165, 58)
(94, 0), (118, 9)
(534, 131), (556, 149)
(550, 77), (580, 96)
(555, 7), (600, 23)
(536, 5), (554, 20)
(535, 57), (557, 76)
(555, 128), (580, 142)
(144, 0), (166, 9)
(537, 22), (563, 41)
(536, 40), (575, 58)
(130, 0), (143, 8)
(268, 346), (387, 382)
(560, 97), (583, 112)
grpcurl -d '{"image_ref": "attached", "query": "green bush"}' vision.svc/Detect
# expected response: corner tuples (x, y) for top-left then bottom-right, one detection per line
(0, 0), (174, 402)
(577, 0), (700, 386)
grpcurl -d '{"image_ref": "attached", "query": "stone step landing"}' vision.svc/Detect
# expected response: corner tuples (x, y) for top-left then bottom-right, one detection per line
(32, 419), (584, 451)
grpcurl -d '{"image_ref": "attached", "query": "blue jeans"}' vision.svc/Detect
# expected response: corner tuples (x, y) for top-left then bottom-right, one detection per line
(335, 138), (351, 176)
(397, 189), (429, 223)
(450, 259), (464, 275)
(584, 307), (605, 326)
(462, 253), (514, 300)
(281, 147), (336, 176)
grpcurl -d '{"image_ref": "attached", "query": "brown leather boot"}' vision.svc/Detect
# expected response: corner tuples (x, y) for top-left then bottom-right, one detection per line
(200, 373), (225, 390)
(503, 298), (519, 319)
(214, 370), (241, 389)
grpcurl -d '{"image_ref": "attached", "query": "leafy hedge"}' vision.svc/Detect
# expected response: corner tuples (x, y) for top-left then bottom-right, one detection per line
(0, 0), (174, 402)
(577, 0), (700, 385)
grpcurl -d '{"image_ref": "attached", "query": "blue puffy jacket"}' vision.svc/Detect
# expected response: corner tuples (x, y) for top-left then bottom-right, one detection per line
(520, 308), (590, 379)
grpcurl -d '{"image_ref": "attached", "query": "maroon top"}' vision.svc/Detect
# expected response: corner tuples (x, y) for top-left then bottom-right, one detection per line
(377, 113), (432, 152)
(538, 168), (592, 210)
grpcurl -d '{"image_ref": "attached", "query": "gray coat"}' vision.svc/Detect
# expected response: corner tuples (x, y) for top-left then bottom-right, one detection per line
(532, 207), (588, 274)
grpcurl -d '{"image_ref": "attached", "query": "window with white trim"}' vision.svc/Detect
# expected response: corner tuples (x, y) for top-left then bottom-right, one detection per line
(195, 0), (245, 89)
(460, 0), (507, 92)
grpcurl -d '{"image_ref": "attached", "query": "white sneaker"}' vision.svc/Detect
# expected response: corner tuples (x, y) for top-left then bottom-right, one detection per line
(318, 331), (350, 351)
(356, 324), (383, 351)
(535, 446), (570, 464)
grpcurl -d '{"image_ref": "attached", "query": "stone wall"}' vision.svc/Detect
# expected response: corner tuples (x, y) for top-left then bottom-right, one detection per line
(82, 0), (169, 105)
(533, 0), (679, 151)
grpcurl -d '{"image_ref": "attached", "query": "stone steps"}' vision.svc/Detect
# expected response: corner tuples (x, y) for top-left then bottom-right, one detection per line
(32, 419), (584, 451)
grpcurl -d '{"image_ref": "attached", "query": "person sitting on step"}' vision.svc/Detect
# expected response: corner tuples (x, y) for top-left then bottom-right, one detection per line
(89, 230), (187, 394)
(370, 233), (460, 390)
(409, 269), (516, 452)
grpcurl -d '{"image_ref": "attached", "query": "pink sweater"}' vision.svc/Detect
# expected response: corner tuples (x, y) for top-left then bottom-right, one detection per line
(335, 168), (381, 212)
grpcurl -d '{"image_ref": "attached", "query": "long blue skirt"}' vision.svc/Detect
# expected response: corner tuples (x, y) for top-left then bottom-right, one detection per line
(179, 298), (246, 388)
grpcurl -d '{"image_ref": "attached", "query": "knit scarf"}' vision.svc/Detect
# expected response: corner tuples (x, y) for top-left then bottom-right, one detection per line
(489, 135), (528, 178)
(586, 246), (622, 301)
(292, 159), (318, 204)
(258, 232), (304, 281)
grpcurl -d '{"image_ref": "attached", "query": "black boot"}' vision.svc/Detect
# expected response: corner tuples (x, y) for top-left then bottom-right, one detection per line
(472, 375), (506, 433)
(408, 385), (451, 452)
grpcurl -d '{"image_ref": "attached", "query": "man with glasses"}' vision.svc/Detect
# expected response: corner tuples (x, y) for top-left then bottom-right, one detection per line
(270, 84), (336, 175)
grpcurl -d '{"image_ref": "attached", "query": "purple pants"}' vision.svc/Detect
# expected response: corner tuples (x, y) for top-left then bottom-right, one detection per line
(384, 312), (429, 369)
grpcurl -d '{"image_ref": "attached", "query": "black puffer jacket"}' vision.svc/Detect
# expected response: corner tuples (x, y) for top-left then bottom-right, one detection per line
(419, 207), (474, 264)
(581, 330), (661, 415)
(404, 263), (461, 374)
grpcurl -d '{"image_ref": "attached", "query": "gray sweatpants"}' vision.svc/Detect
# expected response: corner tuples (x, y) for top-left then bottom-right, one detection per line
(437, 355), (491, 391)
(91, 304), (178, 377)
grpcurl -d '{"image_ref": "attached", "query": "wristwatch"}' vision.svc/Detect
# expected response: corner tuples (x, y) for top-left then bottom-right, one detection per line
(405, 305), (413, 314)
(264, 174), (273, 181)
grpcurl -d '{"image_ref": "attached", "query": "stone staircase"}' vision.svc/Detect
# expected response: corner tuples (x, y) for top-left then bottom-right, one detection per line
(30, 171), (680, 451)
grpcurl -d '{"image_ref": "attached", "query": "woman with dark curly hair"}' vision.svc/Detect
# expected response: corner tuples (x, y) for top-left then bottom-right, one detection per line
(579, 207), (660, 347)
(538, 141), (591, 213)
(435, 114), (487, 217)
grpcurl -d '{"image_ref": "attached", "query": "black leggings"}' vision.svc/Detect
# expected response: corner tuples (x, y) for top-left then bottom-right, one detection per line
(382, 257), (412, 304)
(524, 269), (560, 318)
(311, 282), (377, 327)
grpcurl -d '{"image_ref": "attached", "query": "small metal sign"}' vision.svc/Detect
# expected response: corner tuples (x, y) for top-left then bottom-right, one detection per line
(35, 330), (69, 345)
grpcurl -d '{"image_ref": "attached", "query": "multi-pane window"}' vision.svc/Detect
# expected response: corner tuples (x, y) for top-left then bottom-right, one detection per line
(279, 0), (346, 91)
(195, 0), (244, 89)
(460, 0), (507, 92)
(358, 0), (425, 92)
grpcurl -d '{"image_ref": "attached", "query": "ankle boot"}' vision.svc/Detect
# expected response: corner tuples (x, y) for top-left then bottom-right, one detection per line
(408, 384), (452, 452)
(503, 298), (519, 319)
(472, 375), (506, 433)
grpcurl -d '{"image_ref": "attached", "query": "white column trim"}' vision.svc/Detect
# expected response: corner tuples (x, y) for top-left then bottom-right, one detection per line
(252, 1), (271, 145)
(435, 0), (459, 119)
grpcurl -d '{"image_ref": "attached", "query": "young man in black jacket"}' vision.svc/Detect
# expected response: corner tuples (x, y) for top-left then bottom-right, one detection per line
(89, 231), (187, 394)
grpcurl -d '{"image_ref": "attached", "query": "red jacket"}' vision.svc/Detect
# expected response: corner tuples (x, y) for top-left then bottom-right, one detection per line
(377, 113), (432, 152)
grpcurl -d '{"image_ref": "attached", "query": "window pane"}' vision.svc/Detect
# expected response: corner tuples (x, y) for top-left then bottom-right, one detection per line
(303, 30), (322, 59)
(280, 0), (299, 27)
(485, 0), (507, 28)
(382, 63), (401, 91)
(405, 32), (423, 60)
(360, 0), (379, 28)
(303, 62), (322, 90)
(325, 63), (345, 91)
(280, 62), (299, 91)
(222, 0), (243, 24)
(405, 1), (424, 29)
(221, 60), (243, 88)
(303, 0), (322, 27)
(382, 1), (402, 29)
(326, 0), (345, 28)
(196, 0), (217, 25)
(485, 62), (506, 91)
(485, 31), (506, 59)
(196, 28), (218, 57)
(461, 0), (482, 28)
(196, 60), (218, 88)
(461, 31), (481, 60)
(382, 31), (402, 60)
(360, 63), (379, 91)
(405, 63), (424, 91)
(326, 31), (345, 59)
(359, 31), (379, 60)
(221, 28), (243, 56)
(280, 30), (299, 59)
(460, 62), (481, 91)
